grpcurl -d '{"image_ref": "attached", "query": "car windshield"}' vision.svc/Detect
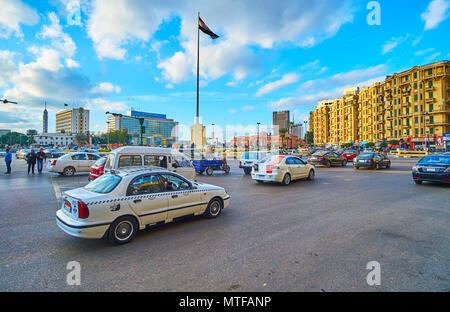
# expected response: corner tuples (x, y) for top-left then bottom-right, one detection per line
(84, 174), (121, 193)
(418, 156), (450, 165)
(94, 157), (106, 166)
(262, 155), (285, 165)
(345, 150), (356, 153)
(313, 151), (327, 156)
(242, 152), (265, 160)
(358, 153), (376, 159)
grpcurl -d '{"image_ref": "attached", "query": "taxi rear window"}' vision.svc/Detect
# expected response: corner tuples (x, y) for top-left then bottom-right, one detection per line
(84, 174), (121, 193)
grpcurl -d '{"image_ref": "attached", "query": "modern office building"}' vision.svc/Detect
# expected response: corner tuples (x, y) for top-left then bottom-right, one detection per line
(309, 60), (450, 149)
(291, 123), (304, 140)
(43, 102), (48, 134)
(56, 108), (89, 134)
(107, 110), (178, 146)
(273, 111), (290, 132)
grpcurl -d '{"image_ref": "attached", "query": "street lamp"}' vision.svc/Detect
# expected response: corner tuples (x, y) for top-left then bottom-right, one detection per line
(106, 121), (110, 145)
(211, 123), (215, 147)
(256, 122), (261, 156)
(1, 99), (18, 105)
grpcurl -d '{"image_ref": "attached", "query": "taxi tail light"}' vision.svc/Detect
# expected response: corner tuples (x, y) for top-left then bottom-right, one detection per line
(51, 159), (57, 166)
(77, 200), (89, 219)
(369, 159), (374, 163)
(317, 156), (324, 159)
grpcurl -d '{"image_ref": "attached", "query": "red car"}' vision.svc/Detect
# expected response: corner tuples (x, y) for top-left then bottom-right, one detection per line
(88, 157), (106, 180)
(341, 150), (358, 161)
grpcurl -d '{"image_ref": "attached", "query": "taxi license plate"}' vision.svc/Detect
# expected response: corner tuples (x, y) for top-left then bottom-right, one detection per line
(426, 168), (437, 172)
(258, 175), (265, 178)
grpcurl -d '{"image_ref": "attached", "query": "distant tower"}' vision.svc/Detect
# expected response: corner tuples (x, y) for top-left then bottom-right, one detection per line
(43, 102), (48, 133)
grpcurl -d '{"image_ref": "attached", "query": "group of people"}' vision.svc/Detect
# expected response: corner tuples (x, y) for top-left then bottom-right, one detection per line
(3, 148), (47, 175)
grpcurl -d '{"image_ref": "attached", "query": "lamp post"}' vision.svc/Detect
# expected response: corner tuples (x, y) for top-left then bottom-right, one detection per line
(1, 99), (18, 105)
(211, 123), (215, 147)
(106, 121), (110, 145)
(256, 122), (260, 156)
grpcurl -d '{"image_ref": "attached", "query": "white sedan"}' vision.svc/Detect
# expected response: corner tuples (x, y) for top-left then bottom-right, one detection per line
(56, 168), (230, 244)
(48, 152), (102, 176)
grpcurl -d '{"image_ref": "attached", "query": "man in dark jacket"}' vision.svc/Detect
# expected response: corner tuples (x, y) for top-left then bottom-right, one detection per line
(36, 148), (47, 174)
(4, 148), (12, 174)
(26, 149), (37, 174)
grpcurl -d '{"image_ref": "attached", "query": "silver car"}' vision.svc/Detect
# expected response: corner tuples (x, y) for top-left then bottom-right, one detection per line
(48, 152), (102, 176)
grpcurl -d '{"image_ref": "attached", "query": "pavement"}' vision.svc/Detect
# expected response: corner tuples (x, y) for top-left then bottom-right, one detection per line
(0, 156), (448, 291)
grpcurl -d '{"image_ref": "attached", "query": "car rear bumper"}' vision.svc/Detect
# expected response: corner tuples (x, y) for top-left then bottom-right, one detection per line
(56, 210), (110, 239)
(251, 172), (282, 182)
(88, 172), (102, 181)
(354, 162), (376, 168)
(308, 160), (326, 166)
(412, 172), (450, 183)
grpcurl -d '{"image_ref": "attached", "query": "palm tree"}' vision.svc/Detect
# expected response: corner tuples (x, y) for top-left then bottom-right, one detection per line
(279, 127), (288, 149)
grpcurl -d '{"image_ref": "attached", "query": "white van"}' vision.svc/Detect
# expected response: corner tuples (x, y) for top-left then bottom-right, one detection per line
(104, 146), (196, 180)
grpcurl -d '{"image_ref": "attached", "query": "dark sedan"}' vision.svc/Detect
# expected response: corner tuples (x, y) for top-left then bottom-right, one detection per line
(354, 152), (391, 170)
(412, 155), (450, 184)
(308, 151), (347, 167)
(44, 149), (65, 159)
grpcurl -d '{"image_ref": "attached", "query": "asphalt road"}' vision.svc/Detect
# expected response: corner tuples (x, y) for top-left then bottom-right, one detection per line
(0, 156), (448, 291)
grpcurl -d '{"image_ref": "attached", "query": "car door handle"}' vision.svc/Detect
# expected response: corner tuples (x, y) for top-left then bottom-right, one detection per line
(133, 199), (142, 203)
(171, 195), (178, 199)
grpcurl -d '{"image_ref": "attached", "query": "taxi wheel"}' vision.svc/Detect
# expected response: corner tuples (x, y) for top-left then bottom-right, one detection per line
(386, 163), (391, 169)
(224, 165), (230, 173)
(204, 198), (223, 218)
(108, 216), (138, 245)
(325, 160), (331, 168)
(375, 163), (380, 170)
(244, 168), (252, 175)
(342, 160), (347, 167)
(206, 167), (214, 176)
(256, 180), (264, 183)
(307, 170), (315, 180)
(282, 173), (291, 186)
(63, 166), (75, 177)
(414, 179), (423, 184)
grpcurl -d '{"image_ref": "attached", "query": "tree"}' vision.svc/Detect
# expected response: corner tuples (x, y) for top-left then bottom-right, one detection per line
(75, 134), (88, 145)
(305, 131), (314, 145)
(365, 142), (375, 148)
(379, 139), (388, 148)
(279, 127), (288, 148)
(61, 129), (66, 133)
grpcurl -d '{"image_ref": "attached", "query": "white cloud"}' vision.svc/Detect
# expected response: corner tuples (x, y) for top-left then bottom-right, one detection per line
(414, 48), (435, 56)
(90, 82), (121, 95)
(229, 109), (237, 114)
(39, 12), (77, 57)
(425, 52), (442, 61)
(87, 0), (170, 59)
(65, 58), (80, 68)
(85, 98), (127, 112)
(86, 0), (355, 83)
(242, 105), (255, 111)
(381, 34), (410, 54)
(0, 0), (39, 38)
(421, 0), (450, 30)
(256, 73), (300, 96)
(0, 50), (17, 87)
(270, 66), (387, 110)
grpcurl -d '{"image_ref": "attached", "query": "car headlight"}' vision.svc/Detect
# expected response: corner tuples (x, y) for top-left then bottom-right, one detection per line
(412, 166), (418, 172)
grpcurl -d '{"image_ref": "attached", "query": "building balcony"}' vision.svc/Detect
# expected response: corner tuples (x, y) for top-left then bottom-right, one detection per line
(386, 116), (393, 120)
(402, 88), (411, 94)
(425, 98), (435, 103)
(400, 80), (411, 86)
(425, 86), (434, 91)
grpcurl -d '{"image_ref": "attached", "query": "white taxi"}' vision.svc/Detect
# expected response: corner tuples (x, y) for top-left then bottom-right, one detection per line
(56, 167), (230, 244)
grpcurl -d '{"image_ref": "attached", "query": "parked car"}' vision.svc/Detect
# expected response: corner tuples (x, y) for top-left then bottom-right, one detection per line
(308, 151), (347, 167)
(341, 150), (358, 161)
(104, 146), (196, 180)
(239, 151), (273, 175)
(56, 167), (230, 244)
(0, 150), (6, 157)
(15, 149), (30, 159)
(412, 155), (450, 184)
(354, 152), (391, 170)
(251, 155), (315, 185)
(89, 157), (107, 181)
(48, 152), (102, 176)
(44, 149), (65, 159)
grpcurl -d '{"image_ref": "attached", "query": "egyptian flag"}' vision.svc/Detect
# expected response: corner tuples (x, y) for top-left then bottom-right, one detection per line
(198, 17), (219, 39)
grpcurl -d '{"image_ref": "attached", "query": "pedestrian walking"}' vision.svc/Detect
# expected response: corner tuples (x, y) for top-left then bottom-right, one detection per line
(36, 148), (46, 174)
(26, 149), (37, 174)
(4, 148), (12, 174)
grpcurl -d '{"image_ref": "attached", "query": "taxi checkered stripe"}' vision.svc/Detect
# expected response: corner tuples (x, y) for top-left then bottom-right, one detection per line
(86, 189), (209, 206)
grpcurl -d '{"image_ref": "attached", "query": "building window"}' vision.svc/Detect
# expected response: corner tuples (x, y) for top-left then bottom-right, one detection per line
(429, 104), (433, 112)
(428, 68), (433, 75)
(429, 92), (433, 99)
(429, 116), (434, 124)
(429, 128), (434, 134)
(414, 82), (417, 90)
(414, 94), (418, 102)
(414, 72), (417, 79)
(428, 80), (433, 88)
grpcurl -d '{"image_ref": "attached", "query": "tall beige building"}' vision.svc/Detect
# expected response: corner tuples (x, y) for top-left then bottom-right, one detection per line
(273, 111), (290, 132)
(56, 108), (90, 134)
(309, 60), (450, 148)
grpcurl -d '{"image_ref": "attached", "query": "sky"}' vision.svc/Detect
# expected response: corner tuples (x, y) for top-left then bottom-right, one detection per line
(0, 0), (449, 141)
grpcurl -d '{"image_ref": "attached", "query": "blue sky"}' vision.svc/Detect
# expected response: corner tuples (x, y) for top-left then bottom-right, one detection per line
(0, 0), (449, 140)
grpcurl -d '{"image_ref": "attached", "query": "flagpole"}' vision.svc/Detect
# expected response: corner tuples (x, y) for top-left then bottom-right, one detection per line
(196, 11), (200, 123)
